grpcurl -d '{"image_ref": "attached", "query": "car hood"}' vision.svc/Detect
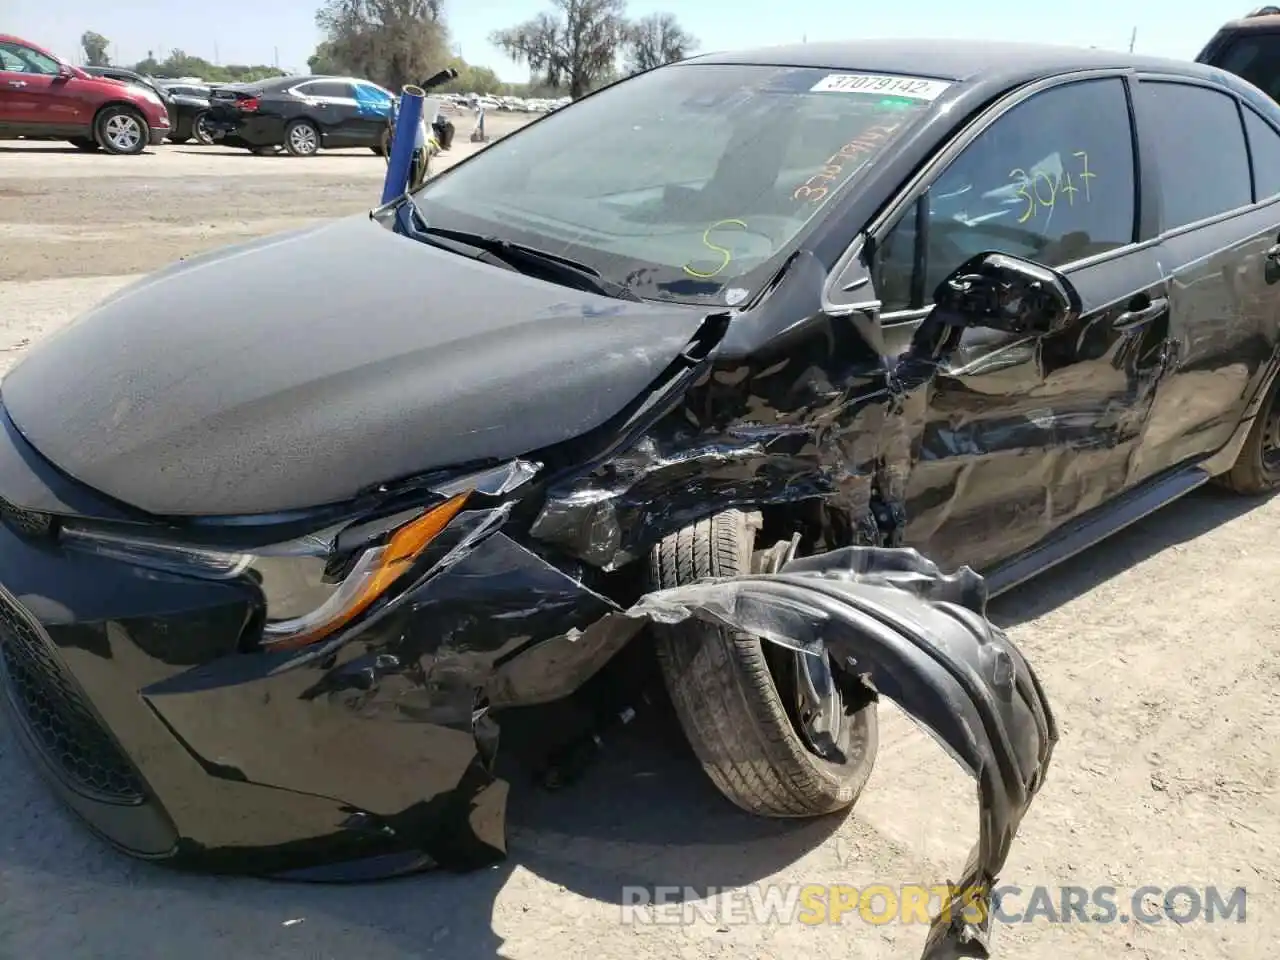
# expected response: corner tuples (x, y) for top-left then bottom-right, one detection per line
(0, 216), (707, 517)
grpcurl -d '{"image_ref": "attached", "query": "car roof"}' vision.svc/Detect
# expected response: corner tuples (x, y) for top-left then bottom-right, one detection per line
(294, 75), (383, 87)
(1215, 9), (1280, 31)
(685, 38), (1224, 86)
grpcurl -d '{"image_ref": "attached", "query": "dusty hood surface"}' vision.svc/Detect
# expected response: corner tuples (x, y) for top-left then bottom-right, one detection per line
(0, 216), (706, 517)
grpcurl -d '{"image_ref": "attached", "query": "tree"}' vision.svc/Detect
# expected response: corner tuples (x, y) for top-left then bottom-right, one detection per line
(314, 0), (450, 91)
(624, 12), (696, 74)
(437, 60), (504, 95)
(307, 40), (345, 75)
(81, 31), (110, 67)
(490, 0), (629, 100)
(131, 49), (283, 83)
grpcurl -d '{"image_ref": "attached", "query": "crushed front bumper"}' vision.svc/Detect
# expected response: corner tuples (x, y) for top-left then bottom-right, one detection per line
(0, 508), (1055, 956)
(0, 507), (614, 880)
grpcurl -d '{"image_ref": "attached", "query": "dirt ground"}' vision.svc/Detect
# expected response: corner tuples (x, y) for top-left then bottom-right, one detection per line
(0, 120), (1276, 960)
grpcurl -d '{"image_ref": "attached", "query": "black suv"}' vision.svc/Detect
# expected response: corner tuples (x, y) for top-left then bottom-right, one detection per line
(1199, 6), (1280, 98)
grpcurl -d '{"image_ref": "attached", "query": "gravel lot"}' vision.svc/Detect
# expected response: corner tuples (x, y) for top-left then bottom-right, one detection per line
(0, 119), (1276, 960)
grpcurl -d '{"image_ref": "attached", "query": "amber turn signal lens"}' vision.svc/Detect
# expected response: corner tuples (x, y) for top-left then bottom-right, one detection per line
(269, 492), (470, 649)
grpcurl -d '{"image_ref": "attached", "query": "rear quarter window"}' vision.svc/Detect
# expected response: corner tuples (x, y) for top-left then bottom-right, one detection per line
(1243, 106), (1280, 199)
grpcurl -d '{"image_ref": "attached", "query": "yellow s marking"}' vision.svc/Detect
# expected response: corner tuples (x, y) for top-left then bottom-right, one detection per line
(683, 218), (748, 279)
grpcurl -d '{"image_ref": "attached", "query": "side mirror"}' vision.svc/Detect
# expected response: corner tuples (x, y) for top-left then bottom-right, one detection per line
(932, 252), (1081, 336)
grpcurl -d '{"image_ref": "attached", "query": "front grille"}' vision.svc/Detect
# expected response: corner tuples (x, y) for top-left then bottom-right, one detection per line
(0, 589), (146, 804)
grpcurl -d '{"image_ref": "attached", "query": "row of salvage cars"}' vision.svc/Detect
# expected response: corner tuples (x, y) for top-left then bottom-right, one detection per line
(4, 22), (1280, 958)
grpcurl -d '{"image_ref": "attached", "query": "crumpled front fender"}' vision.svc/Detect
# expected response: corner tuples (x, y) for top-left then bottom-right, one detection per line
(623, 545), (1058, 960)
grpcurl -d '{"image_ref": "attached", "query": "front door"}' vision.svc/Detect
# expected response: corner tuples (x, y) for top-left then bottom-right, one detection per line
(871, 75), (1172, 572)
(351, 82), (395, 147)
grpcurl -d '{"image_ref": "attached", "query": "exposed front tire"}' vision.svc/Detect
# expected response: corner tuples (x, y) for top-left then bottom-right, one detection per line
(94, 106), (148, 155)
(1216, 376), (1280, 494)
(648, 510), (878, 817)
(68, 137), (100, 151)
(284, 119), (320, 157)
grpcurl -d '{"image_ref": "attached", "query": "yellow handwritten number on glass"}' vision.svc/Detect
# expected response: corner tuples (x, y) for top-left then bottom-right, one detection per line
(1033, 171), (1056, 212)
(683, 218), (748, 279)
(1008, 168), (1034, 223)
(1073, 151), (1095, 201)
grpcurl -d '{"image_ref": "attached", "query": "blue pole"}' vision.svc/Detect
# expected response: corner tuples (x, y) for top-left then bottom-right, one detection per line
(381, 84), (425, 205)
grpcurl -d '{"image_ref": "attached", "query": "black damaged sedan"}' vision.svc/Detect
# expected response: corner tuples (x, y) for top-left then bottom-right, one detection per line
(1, 39), (1277, 880)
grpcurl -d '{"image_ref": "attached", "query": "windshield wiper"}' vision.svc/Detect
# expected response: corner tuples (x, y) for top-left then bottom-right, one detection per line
(398, 194), (641, 302)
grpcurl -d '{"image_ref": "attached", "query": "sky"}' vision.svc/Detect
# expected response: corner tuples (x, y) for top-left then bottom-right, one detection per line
(5, 0), (1251, 81)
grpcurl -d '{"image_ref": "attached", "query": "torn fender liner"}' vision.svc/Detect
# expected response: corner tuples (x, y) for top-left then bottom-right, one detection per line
(623, 545), (1057, 960)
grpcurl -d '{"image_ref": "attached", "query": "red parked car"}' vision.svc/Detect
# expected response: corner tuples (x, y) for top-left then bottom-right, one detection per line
(0, 34), (170, 154)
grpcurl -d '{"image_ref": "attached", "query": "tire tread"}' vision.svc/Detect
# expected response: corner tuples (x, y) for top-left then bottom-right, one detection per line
(649, 510), (875, 817)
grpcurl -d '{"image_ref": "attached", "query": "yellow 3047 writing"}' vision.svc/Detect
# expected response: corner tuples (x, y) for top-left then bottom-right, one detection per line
(1008, 150), (1096, 223)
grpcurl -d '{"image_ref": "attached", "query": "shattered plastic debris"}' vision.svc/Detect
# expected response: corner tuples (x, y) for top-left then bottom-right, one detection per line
(620, 545), (1057, 960)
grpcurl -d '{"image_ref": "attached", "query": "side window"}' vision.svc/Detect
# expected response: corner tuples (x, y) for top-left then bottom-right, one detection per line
(353, 83), (391, 119)
(1137, 81), (1251, 230)
(1243, 106), (1280, 200)
(299, 81), (354, 99)
(0, 42), (59, 75)
(876, 77), (1136, 312)
(1214, 35), (1280, 103)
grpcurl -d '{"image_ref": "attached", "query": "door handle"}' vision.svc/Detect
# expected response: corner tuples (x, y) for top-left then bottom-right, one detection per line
(1267, 243), (1280, 284)
(1112, 296), (1168, 331)
(7, 80), (27, 87)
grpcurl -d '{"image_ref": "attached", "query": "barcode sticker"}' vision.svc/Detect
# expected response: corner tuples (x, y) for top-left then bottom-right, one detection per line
(810, 73), (951, 101)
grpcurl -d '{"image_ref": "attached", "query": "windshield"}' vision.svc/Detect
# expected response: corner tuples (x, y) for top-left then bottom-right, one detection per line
(414, 63), (940, 305)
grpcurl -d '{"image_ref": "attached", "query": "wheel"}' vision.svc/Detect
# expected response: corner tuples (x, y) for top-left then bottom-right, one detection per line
(648, 510), (878, 817)
(94, 105), (148, 155)
(68, 137), (99, 152)
(284, 119), (320, 157)
(1216, 375), (1280, 494)
(192, 111), (214, 145)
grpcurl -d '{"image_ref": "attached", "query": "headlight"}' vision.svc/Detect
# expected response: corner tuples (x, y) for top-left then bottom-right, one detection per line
(58, 493), (470, 650)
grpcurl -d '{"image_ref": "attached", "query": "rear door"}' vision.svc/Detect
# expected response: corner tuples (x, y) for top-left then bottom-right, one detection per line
(869, 74), (1172, 572)
(290, 79), (360, 145)
(1126, 76), (1280, 477)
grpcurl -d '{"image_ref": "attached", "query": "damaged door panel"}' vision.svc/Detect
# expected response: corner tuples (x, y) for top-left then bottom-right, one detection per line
(623, 545), (1057, 960)
(900, 248), (1173, 573)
